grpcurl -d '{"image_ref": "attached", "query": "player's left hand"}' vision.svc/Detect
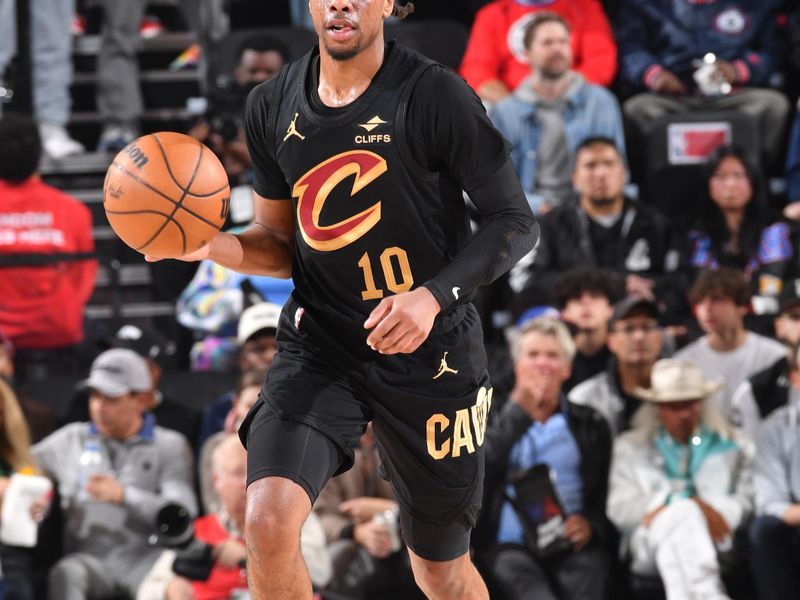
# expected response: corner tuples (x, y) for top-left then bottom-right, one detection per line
(364, 287), (441, 354)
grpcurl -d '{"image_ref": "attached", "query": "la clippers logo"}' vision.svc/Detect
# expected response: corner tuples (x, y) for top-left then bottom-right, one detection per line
(293, 150), (386, 252)
(713, 8), (748, 35)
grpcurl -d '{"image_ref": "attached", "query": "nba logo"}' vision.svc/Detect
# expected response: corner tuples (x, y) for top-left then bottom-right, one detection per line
(294, 307), (305, 330)
(667, 122), (732, 165)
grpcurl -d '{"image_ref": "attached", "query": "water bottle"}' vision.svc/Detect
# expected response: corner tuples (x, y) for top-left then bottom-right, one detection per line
(76, 439), (107, 502)
(372, 509), (402, 553)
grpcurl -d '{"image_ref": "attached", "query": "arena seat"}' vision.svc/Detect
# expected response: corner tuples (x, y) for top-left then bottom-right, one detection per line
(639, 110), (760, 217)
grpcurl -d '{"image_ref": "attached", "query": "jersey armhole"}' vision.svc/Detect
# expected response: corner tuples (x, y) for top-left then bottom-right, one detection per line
(394, 63), (439, 182)
(266, 65), (290, 162)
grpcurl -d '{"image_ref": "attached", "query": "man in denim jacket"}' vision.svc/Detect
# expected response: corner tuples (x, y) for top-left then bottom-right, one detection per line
(490, 12), (625, 214)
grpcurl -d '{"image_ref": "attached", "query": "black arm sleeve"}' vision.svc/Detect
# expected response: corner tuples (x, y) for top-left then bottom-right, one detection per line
(406, 67), (539, 311)
(244, 79), (292, 200)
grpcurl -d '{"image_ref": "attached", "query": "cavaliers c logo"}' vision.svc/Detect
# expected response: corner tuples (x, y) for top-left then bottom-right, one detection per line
(293, 150), (387, 252)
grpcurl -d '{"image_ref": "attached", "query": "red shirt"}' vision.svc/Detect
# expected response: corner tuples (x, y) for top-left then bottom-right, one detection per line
(460, 0), (617, 93)
(191, 514), (248, 600)
(0, 178), (97, 349)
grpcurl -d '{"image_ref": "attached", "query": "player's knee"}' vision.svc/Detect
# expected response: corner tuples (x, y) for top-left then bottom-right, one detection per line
(411, 556), (470, 598)
(245, 477), (310, 557)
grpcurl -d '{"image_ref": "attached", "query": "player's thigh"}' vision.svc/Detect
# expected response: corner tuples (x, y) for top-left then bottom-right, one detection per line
(367, 304), (491, 542)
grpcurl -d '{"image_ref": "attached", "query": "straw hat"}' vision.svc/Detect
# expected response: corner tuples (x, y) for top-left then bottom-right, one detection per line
(635, 359), (721, 403)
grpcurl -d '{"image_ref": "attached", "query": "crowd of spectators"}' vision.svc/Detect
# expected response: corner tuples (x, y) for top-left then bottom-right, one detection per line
(3, 0), (800, 599)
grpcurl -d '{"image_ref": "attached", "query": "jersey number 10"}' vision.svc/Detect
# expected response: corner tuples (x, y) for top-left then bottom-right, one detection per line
(358, 246), (414, 300)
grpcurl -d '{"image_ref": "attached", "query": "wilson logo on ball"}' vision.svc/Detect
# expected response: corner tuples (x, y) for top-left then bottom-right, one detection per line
(103, 132), (230, 259)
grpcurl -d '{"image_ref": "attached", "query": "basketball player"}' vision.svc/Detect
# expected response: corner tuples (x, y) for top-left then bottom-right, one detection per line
(153, 1), (537, 597)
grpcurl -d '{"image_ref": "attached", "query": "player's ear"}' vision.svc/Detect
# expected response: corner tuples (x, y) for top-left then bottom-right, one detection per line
(384, 0), (394, 19)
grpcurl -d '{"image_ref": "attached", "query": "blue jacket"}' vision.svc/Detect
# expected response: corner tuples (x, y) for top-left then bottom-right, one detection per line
(489, 73), (626, 212)
(787, 108), (800, 203)
(616, 0), (784, 91)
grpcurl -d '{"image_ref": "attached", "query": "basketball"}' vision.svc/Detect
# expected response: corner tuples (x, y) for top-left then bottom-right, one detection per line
(103, 132), (230, 259)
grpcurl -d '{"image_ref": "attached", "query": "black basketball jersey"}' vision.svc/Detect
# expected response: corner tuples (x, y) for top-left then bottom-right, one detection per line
(245, 41), (537, 340)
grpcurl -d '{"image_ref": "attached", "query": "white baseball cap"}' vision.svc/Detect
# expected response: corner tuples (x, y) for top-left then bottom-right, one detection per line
(237, 302), (282, 344)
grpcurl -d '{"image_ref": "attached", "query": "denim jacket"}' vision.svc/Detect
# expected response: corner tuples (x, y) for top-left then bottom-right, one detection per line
(489, 72), (626, 212)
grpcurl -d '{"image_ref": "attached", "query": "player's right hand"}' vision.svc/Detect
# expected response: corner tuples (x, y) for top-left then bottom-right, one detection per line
(144, 243), (211, 263)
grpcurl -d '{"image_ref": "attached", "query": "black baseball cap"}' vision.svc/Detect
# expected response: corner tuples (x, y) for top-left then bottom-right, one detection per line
(609, 297), (660, 328)
(103, 324), (172, 366)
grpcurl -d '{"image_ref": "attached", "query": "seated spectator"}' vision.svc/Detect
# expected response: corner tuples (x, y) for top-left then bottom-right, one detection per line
(784, 106), (800, 220)
(684, 145), (799, 316)
(731, 284), (800, 440)
(607, 359), (753, 600)
(197, 370), (264, 513)
(676, 268), (785, 420)
(551, 267), (621, 392)
(748, 397), (800, 600)
(177, 252), (291, 372)
(195, 302), (280, 450)
(32, 349), (197, 600)
(188, 34), (288, 186)
(479, 317), (612, 600)
(616, 0), (790, 168)
(137, 434), (332, 599)
(460, 0), (617, 104)
(0, 376), (40, 600)
(570, 296), (663, 436)
(63, 324), (201, 449)
(0, 114), (97, 384)
(509, 137), (684, 319)
(489, 12), (626, 213)
(0, 330), (56, 443)
(313, 424), (421, 600)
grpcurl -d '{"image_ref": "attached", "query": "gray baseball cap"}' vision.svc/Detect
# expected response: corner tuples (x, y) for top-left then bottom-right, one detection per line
(82, 348), (152, 397)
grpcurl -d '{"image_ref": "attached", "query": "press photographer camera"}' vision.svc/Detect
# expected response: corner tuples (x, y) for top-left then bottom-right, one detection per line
(153, 503), (236, 582)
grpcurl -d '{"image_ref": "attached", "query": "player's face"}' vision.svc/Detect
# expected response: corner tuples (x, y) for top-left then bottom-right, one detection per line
(608, 314), (662, 368)
(709, 156), (752, 214)
(526, 21), (572, 78)
(572, 144), (626, 205)
(310, 0), (393, 61)
(235, 49), (285, 86)
(658, 399), (702, 444)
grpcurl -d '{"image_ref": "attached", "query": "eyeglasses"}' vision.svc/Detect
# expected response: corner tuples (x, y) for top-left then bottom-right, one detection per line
(612, 323), (660, 336)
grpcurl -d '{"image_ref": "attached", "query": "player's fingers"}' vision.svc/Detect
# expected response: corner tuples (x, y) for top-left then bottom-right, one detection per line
(367, 312), (402, 349)
(144, 255), (162, 263)
(364, 298), (393, 330)
(372, 322), (408, 353)
(385, 330), (427, 355)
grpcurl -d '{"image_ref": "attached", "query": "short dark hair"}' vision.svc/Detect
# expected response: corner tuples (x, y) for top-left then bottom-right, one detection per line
(0, 113), (41, 182)
(523, 11), (570, 50)
(553, 267), (624, 310)
(575, 135), (621, 159)
(688, 268), (750, 307)
(392, 1), (415, 19)
(236, 35), (289, 64)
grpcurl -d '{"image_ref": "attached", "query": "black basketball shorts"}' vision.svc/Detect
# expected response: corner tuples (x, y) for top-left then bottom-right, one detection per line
(239, 296), (493, 561)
